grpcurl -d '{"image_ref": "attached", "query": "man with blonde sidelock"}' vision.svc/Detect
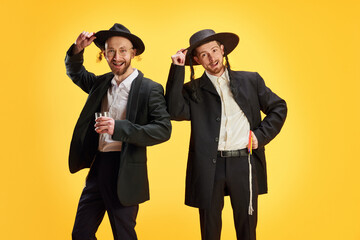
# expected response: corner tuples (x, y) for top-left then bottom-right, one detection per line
(65, 23), (171, 240)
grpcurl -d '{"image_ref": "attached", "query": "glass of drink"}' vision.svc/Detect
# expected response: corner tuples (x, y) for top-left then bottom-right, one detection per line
(95, 111), (110, 119)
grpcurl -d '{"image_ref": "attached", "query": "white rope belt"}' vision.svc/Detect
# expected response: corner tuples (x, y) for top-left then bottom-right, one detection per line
(248, 153), (254, 215)
(247, 130), (254, 215)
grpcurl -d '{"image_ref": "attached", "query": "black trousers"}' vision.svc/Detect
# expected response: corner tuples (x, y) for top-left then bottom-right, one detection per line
(199, 155), (258, 240)
(72, 152), (138, 240)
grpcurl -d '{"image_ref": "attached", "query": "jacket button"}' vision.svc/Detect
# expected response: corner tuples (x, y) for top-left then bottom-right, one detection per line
(215, 137), (219, 142)
(212, 158), (216, 164)
(216, 117), (221, 122)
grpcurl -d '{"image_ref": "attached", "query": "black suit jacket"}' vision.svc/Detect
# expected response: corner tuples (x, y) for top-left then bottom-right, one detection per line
(65, 45), (171, 206)
(165, 64), (287, 209)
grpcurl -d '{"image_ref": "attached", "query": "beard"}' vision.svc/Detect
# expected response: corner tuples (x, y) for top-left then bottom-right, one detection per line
(206, 62), (225, 76)
(111, 60), (131, 77)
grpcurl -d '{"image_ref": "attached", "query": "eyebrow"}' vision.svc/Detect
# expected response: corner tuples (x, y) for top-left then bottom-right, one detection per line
(198, 46), (220, 55)
(106, 45), (131, 50)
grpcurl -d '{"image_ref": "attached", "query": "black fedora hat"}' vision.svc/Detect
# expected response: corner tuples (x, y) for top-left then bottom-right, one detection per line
(93, 23), (145, 56)
(185, 29), (239, 65)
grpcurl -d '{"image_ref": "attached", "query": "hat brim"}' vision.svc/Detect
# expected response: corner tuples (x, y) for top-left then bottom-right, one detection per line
(185, 32), (239, 65)
(93, 31), (145, 56)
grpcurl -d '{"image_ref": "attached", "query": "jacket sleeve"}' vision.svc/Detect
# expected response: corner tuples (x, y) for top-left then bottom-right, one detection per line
(112, 83), (172, 146)
(165, 64), (191, 121)
(65, 44), (97, 94)
(253, 72), (287, 148)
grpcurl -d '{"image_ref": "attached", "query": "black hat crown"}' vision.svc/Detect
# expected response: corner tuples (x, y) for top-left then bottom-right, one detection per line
(189, 29), (216, 47)
(185, 29), (239, 65)
(109, 23), (131, 35)
(94, 23), (145, 56)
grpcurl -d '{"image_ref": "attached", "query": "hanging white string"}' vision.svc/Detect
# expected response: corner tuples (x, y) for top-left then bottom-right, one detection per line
(248, 149), (254, 215)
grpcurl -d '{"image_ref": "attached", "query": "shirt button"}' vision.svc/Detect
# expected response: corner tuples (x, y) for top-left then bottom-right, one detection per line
(212, 159), (217, 164)
(216, 117), (221, 122)
(215, 137), (219, 142)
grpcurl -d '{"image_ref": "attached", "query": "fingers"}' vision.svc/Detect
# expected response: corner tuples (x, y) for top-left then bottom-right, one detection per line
(76, 31), (88, 42)
(94, 117), (112, 127)
(73, 30), (97, 55)
(176, 48), (187, 55)
(171, 55), (185, 65)
(251, 132), (258, 149)
(89, 35), (97, 42)
(80, 31), (96, 39)
(246, 132), (259, 150)
(181, 49), (188, 55)
(94, 117), (114, 135)
(176, 48), (186, 53)
(81, 31), (96, 42)
(75, 31), (96, 48)
(171, 48), (187, 66)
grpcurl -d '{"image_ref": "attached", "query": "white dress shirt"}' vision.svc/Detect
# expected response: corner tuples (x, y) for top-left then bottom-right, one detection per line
(206, 69), (250, 150)
(98, 69), (139, 152)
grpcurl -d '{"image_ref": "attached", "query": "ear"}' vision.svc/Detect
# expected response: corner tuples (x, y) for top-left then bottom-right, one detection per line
(131, 48), (137, 59)
(193, 56), (200, 64)
(220, 44), (225, 55)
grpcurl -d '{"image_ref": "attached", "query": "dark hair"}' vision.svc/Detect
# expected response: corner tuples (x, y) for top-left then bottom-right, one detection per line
(189, 57), (201, 102)
(225, 54), (238, 98)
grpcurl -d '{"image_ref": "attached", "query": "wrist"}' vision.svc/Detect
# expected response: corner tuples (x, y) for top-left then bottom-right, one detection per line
(72, 44), (83, 55)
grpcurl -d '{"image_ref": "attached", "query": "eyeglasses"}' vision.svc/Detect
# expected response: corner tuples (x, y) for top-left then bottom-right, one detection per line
(105, 48), (133, 57)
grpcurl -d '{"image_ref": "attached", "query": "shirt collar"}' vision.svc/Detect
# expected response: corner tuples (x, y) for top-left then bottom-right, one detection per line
(206, 68), (229, 86)
(111, 68), (139, 92)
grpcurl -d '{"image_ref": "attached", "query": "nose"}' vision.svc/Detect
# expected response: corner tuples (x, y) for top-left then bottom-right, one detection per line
(113, 50), (121, 60)
(208, 53), (214, 62)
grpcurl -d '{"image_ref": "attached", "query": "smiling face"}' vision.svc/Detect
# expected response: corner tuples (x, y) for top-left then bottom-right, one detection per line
(193, 41), (225, 77)
(103, 36), (136, 82)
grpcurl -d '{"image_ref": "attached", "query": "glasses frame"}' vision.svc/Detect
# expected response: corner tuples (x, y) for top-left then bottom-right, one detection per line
(104, 47), (134, 58)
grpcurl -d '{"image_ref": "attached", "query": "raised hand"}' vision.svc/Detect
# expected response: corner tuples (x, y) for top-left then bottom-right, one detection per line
(73, 31), (96, 55)
(171, 49), (188, 66)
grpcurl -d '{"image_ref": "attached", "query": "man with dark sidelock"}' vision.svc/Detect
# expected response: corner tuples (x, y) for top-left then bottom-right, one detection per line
(65, 23), (171, 240)
(165, 29), (287, 240)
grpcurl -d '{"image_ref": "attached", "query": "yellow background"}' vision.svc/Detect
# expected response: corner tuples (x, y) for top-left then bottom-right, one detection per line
(1, 0), (359, 239)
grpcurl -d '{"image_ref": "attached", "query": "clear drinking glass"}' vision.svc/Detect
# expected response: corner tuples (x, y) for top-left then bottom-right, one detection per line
(95, 111), (110, 119)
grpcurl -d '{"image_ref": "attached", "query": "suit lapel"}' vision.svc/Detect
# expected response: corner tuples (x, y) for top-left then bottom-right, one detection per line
(199, 72), (218, 96)
(197, 70), (255, 128)
(230, 71), (254, 128)
(78, 73), (113, 126)
(119, 71), (143, 164)
(198, 71), (253, 124)
(126, 71), (143, 122)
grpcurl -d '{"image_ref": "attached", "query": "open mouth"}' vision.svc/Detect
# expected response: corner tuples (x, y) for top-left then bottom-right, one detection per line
(113, 62), (125, 68)
(210, 61), (219, 68)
